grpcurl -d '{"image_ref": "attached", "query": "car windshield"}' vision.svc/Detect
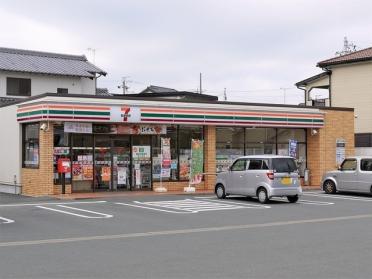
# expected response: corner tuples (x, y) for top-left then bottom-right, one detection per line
(272, 158), (297, 173)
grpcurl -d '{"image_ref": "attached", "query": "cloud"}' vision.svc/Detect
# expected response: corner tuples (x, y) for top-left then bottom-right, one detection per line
(1, 0), (372, 104)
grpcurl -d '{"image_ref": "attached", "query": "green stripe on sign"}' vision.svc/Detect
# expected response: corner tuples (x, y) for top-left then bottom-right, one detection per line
(262, 117), (287, 122)
(205, 115), (234, 120)
(234, 116), (262, 121)
(48, 110), (73, 115)
(74, 111), (110, 116)
(17, 110), (48, 117)
(287, 118), (316, 123)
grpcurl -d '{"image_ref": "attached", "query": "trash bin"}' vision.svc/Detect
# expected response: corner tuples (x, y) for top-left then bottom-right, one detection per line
(304, 169), (310, 186)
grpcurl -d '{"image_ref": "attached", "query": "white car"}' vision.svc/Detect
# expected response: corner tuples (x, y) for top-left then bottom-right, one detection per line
(215, 155), (302, 203)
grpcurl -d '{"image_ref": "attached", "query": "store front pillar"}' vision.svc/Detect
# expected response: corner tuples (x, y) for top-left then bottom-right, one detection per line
(204, 126), (216, 190)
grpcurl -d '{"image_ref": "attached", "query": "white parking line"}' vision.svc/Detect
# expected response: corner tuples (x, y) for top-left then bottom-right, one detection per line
(298, 199), (334, 205)
(115, 202), (191, 214)
(304, 193), (372, 202)
(36, 205), (113, 219)
(195, 197), (271, 208)
(269, 197), (334, 205)
(0, 201), (107, 207)
(0, 216), (15, 224)
(116, 199), (269, 214)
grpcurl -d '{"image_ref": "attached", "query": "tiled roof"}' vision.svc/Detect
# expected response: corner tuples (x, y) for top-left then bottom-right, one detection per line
(0, 97), (21, 107)
(96, 88), (111, 96)
(0, 47), (107, 77)
(140, 85), (178, 94)
(317, 47), (372, 67)
(295, 72), (330, 87)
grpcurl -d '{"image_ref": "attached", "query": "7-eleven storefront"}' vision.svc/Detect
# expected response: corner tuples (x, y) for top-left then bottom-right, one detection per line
(13, 94), (354, 196)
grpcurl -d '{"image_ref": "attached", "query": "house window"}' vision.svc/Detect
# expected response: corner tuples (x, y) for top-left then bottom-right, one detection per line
(355, 133), (372, 147)
(57, 88), (68, 94)
(22, 123), (39, 168)
(7, 77), (31, 96)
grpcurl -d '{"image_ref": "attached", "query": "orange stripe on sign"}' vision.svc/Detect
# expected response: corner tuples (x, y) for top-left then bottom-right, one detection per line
(47, 105), (110, 110)
(17, 105), (46, 112)
(142, 108), (323, 118)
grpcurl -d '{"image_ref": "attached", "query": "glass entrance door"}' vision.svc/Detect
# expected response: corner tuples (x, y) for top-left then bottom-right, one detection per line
(112, 137), (131, 190)
(94, 136), (111, 191)
(132, 136), (152, 190)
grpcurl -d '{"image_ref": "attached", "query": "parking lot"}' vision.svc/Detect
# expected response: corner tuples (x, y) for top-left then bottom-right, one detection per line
(1, 191), (372, 278)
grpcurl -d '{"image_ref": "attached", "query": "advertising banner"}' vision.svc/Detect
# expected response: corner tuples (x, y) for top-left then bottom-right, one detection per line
(190, 139), (204, 185)
(161, 138), (171, 178)
(64, 122), (92, 134)
(117, 125), (166, 135)
(288, 139), (297, 158)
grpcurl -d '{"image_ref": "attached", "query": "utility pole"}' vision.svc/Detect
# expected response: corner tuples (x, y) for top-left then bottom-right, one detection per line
(280, 87), (291, 104)
(223, 88), (227, 101)
(199, 73), (202, 94)
(87, 48), (96, 64)
(118, 76), (131, 94)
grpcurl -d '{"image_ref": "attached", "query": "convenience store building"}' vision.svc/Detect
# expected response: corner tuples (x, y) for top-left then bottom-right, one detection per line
(0, 93), (354, 196)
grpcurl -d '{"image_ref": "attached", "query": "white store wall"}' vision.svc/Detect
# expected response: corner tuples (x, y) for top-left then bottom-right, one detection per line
(0, 104), (22, 193)
(0, 71), (96, 97)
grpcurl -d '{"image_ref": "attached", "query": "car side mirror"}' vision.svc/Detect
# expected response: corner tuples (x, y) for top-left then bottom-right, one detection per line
(338, 166), (342, 171)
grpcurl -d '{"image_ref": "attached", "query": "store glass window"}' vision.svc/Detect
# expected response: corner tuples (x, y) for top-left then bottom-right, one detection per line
(53, 125), (71, 184)
(152, 125), (178, 181)
(23, 123), (39, 168)
(178, 125), (203, 180)
(245, 128), (276, 156)
(216, 127), (244, 172)
(277, 129), (306, 175)
(71, 134), (93, 192)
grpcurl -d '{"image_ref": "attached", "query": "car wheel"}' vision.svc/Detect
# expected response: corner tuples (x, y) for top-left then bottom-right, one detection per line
(287, 195), (299, 203)
(323, 180), (336, 194)
(257, 187), (269, 204)
(215, 184), (226, 199)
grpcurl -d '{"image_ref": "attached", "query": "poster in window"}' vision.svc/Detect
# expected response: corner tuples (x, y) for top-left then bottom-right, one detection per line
(72, 163), (83, 180)
(101, 166), (111, 182)
(179, 155), (190, 180)
(336, 139), (346, 165)
(288, 139), (297, 158)
(117, 167), (127, 185)
(82, 165), (93, 180)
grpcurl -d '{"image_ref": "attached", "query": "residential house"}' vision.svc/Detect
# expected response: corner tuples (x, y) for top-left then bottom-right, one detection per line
(296, 47), (372, 155)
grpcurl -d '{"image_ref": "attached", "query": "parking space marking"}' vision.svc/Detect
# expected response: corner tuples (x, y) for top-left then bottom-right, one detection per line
(304, 193), (372, 202)
(116, 198), (269, 214)
(298, 199), (334, 205)
(0, 201), (107, 207)
(0, 216), (15, 224)
(36, 205), (113, 219)
(192, 197), (271, 208)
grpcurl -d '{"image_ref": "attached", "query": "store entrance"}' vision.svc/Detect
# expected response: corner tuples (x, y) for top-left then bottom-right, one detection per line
(71, 134), (152, 192)
(131, 136), (152, 190)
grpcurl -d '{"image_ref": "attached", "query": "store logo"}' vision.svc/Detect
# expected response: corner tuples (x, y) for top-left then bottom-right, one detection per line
(122, 107), (131, 122)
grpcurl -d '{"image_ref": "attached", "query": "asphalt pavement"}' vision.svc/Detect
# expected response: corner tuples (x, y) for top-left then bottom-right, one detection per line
(1, 191), (372, 278)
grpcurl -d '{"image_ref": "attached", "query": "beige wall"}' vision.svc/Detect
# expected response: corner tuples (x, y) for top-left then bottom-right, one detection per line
(330, 62), (372, 133)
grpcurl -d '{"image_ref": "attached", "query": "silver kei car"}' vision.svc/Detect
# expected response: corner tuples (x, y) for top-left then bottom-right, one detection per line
(322, 156), (372, 194)
(215, 155), (302, 204)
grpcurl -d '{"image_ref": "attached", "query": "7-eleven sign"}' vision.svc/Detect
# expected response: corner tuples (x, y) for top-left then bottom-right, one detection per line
(110, 106), (141, 123)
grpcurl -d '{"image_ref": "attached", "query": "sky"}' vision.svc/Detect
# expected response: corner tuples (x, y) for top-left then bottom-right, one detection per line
(1, 0), (372, 104)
